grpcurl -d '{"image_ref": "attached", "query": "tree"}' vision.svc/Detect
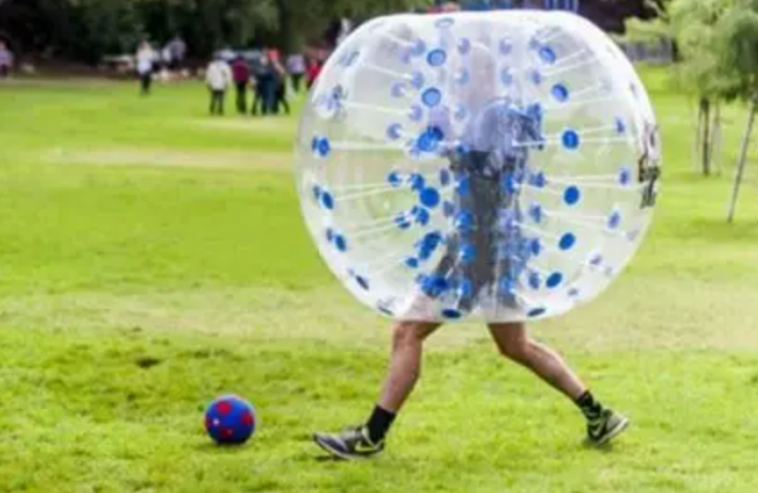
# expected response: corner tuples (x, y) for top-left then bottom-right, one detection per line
(0, 0), (432, 61)
(624, 0), (735, 177)
(719, 0), (758, 222)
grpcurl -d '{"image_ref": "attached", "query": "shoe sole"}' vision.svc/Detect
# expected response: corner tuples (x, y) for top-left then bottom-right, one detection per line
(595, 416), (630, 446)
(312, 434), (360, 461)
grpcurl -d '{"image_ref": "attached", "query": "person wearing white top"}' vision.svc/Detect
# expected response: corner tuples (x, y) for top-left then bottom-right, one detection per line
(206, 56), (233, 116)
(0, 40), (14, 79)
(286, 53), (306, 93)
(136, 41), (156, 95)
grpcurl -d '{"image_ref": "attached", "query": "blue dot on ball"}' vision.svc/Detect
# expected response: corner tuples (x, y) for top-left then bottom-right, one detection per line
(499, 277), (516, 295)
(458, 38), (471, 55)
(530, 238), (543, 256)
(427, 49), (447, 67)
(608, 210), (622, 230)
(456, 177), (471, 197)
(529, 203), (544, 223)
(530, 171), (547, 188)
(459, 278), (474, 297)
(422, 88), (442, 108)
(456, 69), (470, 85)
(405, 257), (419, 269)
(528, 307), (547, 318)
(356, 275), (370, 291)
(412, 39), (427, 56)
(546, 272), (564, 289)
(528, 272), (542, 290)
(552, 84), (569, 103)
(564, 186), (581, 206)
(618, 166), (632, 186)
(387, 171), (402, 187)
(205, 395), (256, 445)
(320, 191), (335, 210)
(390, 81), (405, 98)
(500, 69), (514, 86)
(411, 71), (425, 89)
(559, 233), (576, 251)
(615, 117), (626, 135)
(409, 104), (424, 122)
(539, 45), (557, 64)
(386, 123), (402, 140)
(414, 207), (431, 225)
(460, 244), (477, 265)
(410, 173), (426, 191)
(420, 187), (441, 208)
(443, 201), (455, 218)
(334, 235), (348, 252)
(442, 308), (463, 320)
(455, 210), (474, 232)
(562, 130), (580, 150)
(439, 168), (451, 187)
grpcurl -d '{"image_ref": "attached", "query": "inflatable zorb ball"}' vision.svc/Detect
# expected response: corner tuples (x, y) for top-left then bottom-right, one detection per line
(295, 11), (661, 322)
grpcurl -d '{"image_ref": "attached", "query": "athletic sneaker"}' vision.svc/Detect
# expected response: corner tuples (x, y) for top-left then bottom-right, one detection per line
(313, 426), (384, 460)
(587, 409), (629, 445)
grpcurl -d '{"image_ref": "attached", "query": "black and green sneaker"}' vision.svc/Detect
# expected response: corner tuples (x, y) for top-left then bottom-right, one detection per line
(587, 409), (630, 445)
(313, 426), (385, 460)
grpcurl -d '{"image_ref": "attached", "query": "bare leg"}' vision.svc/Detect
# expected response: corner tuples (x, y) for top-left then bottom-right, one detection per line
(488, 322), (586, 401)
(377, 321), (442, 412)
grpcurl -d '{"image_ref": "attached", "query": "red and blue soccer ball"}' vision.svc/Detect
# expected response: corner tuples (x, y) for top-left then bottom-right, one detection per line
(204, 395), (256, 445)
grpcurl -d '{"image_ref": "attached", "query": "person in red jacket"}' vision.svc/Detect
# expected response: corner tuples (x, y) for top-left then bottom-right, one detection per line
(231, 56), (251, 115)
(305, 57), (323, 90)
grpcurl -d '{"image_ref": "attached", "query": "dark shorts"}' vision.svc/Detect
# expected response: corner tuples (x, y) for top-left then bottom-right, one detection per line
(430, 152), (525, 315)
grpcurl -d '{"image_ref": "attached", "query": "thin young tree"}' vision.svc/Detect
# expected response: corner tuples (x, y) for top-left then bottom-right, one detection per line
(624, 0), (734, 177)
(719, 0), (758, 222)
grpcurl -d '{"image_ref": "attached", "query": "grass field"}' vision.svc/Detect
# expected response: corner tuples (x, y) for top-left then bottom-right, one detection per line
(1, 70), (758, 493)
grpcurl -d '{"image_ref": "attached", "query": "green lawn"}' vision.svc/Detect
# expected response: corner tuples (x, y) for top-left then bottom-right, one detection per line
(0, 70), (757, 493)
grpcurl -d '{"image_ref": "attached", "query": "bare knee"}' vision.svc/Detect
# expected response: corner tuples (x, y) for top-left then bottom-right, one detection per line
(489, 324), (532, 364)
(392, 321), (438, 349)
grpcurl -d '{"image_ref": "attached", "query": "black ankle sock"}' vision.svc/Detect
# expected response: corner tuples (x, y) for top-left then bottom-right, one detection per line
(366, 405), (396, 444)
(575, 390), (604, 421)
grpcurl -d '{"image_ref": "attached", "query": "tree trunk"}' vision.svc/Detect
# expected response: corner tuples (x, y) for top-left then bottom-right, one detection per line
(276, 0), (299, 54)
(727, 98), (757, 223)
(693, 99), (702, 173)
(701, 98), (711, 176)
(711, 104), (722, 175)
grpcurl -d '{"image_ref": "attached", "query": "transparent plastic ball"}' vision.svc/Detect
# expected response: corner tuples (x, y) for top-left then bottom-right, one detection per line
(294, 11), (661, 322)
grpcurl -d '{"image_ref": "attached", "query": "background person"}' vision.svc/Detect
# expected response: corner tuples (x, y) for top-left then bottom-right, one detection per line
(286, 52), (306, 93)
(232, 55), (251, 114)
(270, 49), (290, 115)
(305, 57), (323, 90)
(167, 35), (187, 71)
(136, 41), (156, 95)
(0, 40), (13, 78)
(252, 52), (276, 116)
(206, 55), (233, 116)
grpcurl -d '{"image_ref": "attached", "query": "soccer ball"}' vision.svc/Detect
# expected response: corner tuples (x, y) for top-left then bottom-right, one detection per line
(204, 395), (256, 445)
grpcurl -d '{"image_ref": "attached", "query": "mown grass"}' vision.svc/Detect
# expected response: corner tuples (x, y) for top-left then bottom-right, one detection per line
(0, 68), (757, 493)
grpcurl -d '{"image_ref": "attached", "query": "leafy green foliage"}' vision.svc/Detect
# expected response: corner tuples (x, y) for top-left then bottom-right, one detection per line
(0, 0), (432, 61)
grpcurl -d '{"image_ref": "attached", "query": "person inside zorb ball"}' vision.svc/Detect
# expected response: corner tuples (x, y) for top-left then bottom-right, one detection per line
(298, 10), (661, 459)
